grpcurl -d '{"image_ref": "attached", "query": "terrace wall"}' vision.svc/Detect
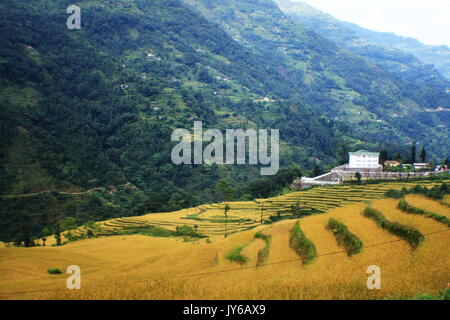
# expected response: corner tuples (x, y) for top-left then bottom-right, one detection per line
(294, 165), (434, 188)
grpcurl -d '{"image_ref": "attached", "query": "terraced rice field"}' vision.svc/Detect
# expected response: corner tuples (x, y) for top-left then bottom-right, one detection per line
(1, 193), (448, 300)
(405, 194), (450, 219)
(62, 180), (446, 241)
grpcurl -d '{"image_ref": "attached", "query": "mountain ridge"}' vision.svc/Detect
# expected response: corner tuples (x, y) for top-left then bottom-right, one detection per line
(275, 0), (450, 82)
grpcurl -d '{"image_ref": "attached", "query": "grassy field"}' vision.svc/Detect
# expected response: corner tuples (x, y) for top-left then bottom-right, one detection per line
(0, 181), (448, 300)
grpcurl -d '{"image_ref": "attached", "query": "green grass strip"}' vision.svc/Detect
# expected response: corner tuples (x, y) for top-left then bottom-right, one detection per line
(397, 199), (450, 227)
(363, 207), (424, 249)
(289, 222), (316, 264)
(254, 231), (272, 266)
(327, 218), (363, 256)
(226, 245), (248, 264)
(441, 201), (450, 208)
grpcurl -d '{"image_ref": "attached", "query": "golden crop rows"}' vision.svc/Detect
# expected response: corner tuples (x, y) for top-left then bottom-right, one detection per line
(2, 193), (448, 300)
(60, 180), (447, 240)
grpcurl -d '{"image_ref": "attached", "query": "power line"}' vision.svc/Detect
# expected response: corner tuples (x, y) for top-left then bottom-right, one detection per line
(170, 228), (450, 279)
(0, 228), (448, 296)
(416, 3), (450, 18)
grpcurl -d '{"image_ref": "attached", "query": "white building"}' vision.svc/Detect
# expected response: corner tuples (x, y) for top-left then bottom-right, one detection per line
(413, 163), (431, 170)
(348, 150), (380, 169)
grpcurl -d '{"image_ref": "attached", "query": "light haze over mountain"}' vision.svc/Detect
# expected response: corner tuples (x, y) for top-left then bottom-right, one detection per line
(278, 0), (450, 80)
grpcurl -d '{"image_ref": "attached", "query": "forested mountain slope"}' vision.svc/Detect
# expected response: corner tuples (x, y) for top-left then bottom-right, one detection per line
(0, 0), (345, 195)
(185, 0), (450, 156)
(0, 0), (448, 241)
(275, 0), (450, 87)
(0, 0), (350, 240)
(351, 31), (450, 82)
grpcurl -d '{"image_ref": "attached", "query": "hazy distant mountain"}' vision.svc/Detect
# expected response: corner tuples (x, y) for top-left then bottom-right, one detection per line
(276, 0), (450, 82)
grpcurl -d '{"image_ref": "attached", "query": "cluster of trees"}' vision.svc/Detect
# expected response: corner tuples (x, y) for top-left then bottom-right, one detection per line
(14, 217), (76, 247)
(385, 183), (449, 201)
(0, 188), (143, 243)
(213, 167), (303, 201)
(14, 216), (104, 247)
(380, 144), (427, 164)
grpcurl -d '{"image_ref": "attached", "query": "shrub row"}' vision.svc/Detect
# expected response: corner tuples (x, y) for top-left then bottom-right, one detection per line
(289, 222), (316, 264)
(363, 207), (424, 249)
(384, 189), (405, 199)
(385, 183), (449, 200)
(327, 218), (363, 256)
(254, 231), (271, 266)
(226, 245), (248, 264)
(415, 288), (450, 300)
(397, 200), (450, 227)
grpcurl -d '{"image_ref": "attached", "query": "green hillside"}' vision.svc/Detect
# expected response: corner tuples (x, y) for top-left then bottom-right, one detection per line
(0, 0), (346, 240)
(276, 0), (450, 86)
(185, 0), (450, 155)
(0, 0), (344, 195)
(0, 0), (449, 241)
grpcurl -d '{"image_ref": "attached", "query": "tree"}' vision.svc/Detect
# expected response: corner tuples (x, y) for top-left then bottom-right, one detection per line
(243, 167), (302, 199)
(224, 203), (231, 217)
(175, 225), (197, 237)
(409, 143), (416, 164)
(420, 147), (426, 163)
(42, 227), (51, 246)
(217, 180), (235, 202)
(168, 191), (199, 210)
(355, 172), (362, 183)
(312, 164), (324, 177)
(14, 237), (22, 247)
(337, 143), (350, 165)
(20, 223), (32, 248)
(42, 227), (51, 236)
(134, 192), (170, 214)
(58, 217), (77, 232)
(224, 203), (231, 237)
(198, 69), (213, 83)
(380, 149), (389, 163)
(395, 152), (403, 162)
(54, 226), (62, 246)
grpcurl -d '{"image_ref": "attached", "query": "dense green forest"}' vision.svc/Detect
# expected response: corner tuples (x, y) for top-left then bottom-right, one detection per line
(0, 0), (448, 241)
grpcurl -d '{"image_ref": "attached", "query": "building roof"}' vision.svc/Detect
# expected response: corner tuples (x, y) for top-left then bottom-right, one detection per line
(385, 160), (400, 165)
(349, 150), (379, 156)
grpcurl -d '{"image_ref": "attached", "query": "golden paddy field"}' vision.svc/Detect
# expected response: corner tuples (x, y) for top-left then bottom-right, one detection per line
(50, 180), (449, 242)
(0, 182), (448, 300)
